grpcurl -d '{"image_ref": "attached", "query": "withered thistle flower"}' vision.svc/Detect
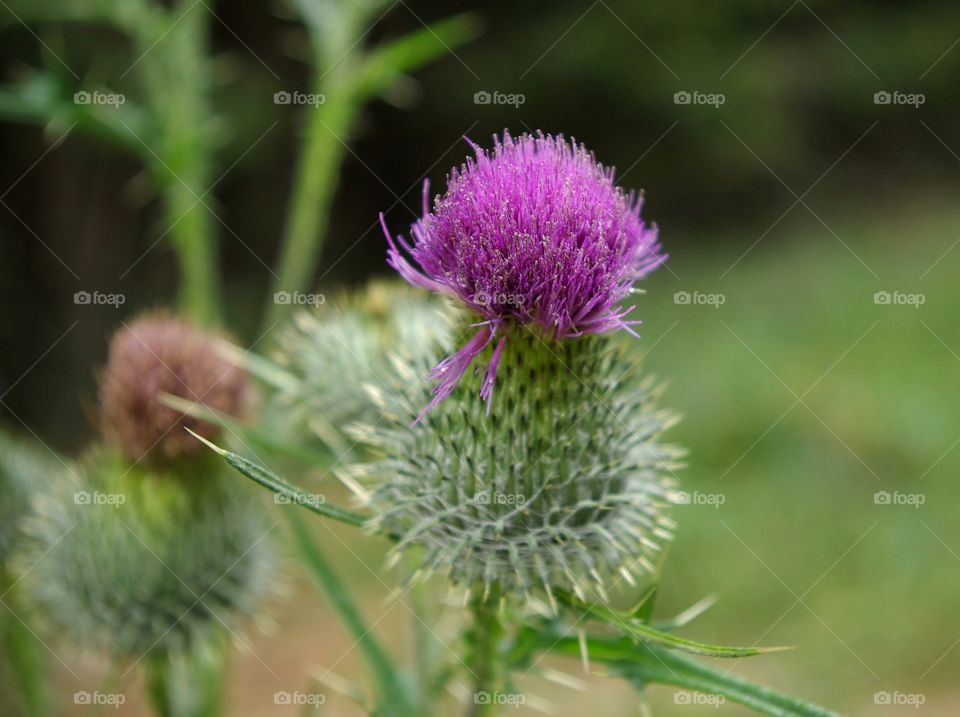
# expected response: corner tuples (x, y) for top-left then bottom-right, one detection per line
(100, 314), (253, 463)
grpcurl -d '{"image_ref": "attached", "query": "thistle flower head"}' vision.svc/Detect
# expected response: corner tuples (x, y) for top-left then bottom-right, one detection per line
(381, 131), (664, 416)
(100, 314), (254, 464)
(20, 452), (276, 658)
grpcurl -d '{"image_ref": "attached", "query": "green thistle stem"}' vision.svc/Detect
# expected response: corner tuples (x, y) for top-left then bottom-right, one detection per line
(263, 8), (478, 333)
(0, 567), (50, 717)
(465, 584), (505, 717)
(265, 74), (354, 330)
(87, 663), (120, 717)
(286, 511), (417, 717)
(129, 0), (221, 325)
(144, 637), (228, 717)
(164, 179), (221, 325)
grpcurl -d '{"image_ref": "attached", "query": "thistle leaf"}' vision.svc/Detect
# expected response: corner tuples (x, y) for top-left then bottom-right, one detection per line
(553, 589), (786, 658)
(161, 393), (333, 467)
(353, 14), (481, 101)
(187, 430), (367, 528)
(630, 585), (658, 622)
(214, 342), (299, 393)
(519, 630), (843, 717)
(0, 72), (150, 152)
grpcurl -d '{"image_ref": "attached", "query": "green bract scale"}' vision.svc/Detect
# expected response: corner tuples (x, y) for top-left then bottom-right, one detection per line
(0, 431), (59, 565)
(20, 452), (275, 658)
(271, 281), (451, 436)
(355, 323), (681, 604)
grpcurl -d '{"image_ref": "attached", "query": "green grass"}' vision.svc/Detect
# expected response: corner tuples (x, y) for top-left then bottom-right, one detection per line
(628, 200), (960, 714)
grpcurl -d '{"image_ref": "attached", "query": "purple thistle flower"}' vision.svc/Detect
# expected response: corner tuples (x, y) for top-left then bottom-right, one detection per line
(381, 131), (665, 418)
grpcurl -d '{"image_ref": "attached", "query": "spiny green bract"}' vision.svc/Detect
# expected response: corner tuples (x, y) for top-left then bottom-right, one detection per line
(354, 325), (681, 605)
(19, 451), (276, 658)
(271, 281), (452, 439)
(0, 431), (61, 564)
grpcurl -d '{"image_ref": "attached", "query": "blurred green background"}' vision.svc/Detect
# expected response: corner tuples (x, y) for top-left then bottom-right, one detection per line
(1, 0), (958, 714)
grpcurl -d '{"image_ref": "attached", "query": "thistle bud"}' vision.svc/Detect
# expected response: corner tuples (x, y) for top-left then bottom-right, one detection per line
(273, 281), (451, 433)
(19, 452), (275, 658)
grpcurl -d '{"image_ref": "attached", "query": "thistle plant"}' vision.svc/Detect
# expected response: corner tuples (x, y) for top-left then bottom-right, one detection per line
(18, 314), (275, 717)
(368, 133), (676, 600)
(204, 132), (844, 716)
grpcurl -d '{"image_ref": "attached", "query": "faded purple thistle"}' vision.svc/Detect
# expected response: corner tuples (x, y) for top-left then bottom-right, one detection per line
(381, 131), (665, 417)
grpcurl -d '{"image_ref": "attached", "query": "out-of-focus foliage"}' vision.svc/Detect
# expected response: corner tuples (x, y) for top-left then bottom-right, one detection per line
(19, 450), (276, 659)
(0, 430), (59, 563)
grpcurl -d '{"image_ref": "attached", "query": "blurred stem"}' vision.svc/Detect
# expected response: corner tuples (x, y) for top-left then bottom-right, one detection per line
(265, 73), (355, 330)
(131, 0), (222, 325)
(144, 638), (228, 717)
(465, 584), (504, 717)
(86, 663), (119, 717)
(264, 0), (371, 333)
(0, 568), (50, 717)
(163, 180), (221, 326)
(285, 510), (416, 717)
(253, 3), (479, 331)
